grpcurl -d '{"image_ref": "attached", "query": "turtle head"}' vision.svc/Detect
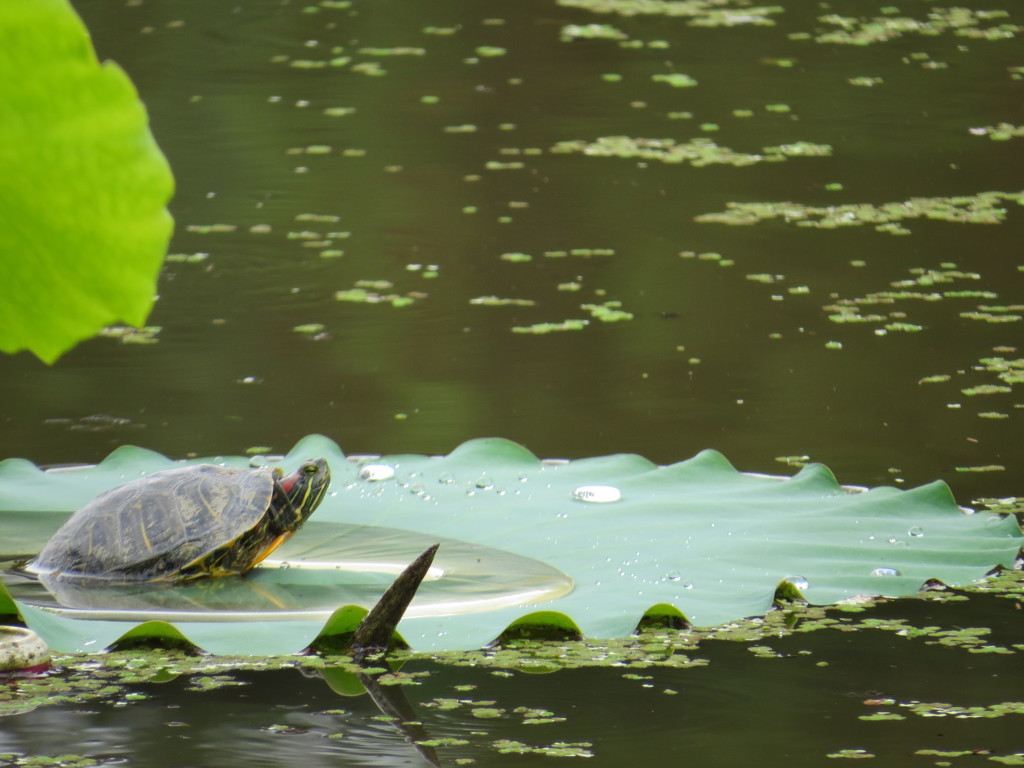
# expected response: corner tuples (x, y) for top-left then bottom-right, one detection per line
(272, 458), (331, 531)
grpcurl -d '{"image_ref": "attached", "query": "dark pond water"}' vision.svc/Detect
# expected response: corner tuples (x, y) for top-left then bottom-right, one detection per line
(1, 0), (1022, 764)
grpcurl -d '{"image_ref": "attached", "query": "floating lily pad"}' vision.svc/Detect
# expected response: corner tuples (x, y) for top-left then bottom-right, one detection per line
(0, 436), (1020, 654)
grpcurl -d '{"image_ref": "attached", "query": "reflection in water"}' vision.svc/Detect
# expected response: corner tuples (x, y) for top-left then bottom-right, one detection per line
(5, 522), (572, 622)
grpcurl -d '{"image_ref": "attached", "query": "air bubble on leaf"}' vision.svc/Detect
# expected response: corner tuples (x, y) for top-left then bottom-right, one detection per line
(664, 572), (682, 582)
(359, 464), (396, 481)
(908, 526), (924, 537)
(475, 476), (494, 490)
(438, 472), (455, 485)
(572, 485), (622, 503)
(870, 567), (901, 577)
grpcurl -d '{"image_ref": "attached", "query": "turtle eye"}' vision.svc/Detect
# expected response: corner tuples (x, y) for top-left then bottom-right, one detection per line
(303, 462), (319, 475)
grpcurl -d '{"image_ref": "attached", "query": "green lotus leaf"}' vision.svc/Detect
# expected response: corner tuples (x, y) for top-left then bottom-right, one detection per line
(0, 0), (174, 363)
(0, 435), (1020, 654)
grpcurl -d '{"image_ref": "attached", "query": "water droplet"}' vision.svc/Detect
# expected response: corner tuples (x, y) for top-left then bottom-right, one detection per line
(572, 485), (622, 503)
(785, 575), (809, 590)
(908, 526), (924, 537)
(359, 464), (395, 481)
(665, 572), (682, 582)
(248, 455), (269, 468)
(475, 476), (494, 490)
(682, 582), (694, 590)
(438, 472), (455, 485)
(279, 561), (291, 569)
(870, 567), (901, 577)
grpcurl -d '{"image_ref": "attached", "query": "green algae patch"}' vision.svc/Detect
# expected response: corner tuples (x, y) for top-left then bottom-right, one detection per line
(826, 748), (875, 759)
(560, 23), (628, 41)
(556, 0), (782, 27)
(335, 283), (423, 307)
(0, 572), (1021, 721)
(470, 297), (537, 307)
(499, 252), (533, 263)
(98, 325), (162, 346)
(811, 8), (1021, 46)
(551, 136), (831, 167)
(962, 385), (1012, 396)
(697, 191), (1024, 233)
(511, 320), (589, 334)
(493, 739), (594, 757)
(970, 123), (1024, 141)
(582, 301), (634, 322)
(652, 73), (698, 88)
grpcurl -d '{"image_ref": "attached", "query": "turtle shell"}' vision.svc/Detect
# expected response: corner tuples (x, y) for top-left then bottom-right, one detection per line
(31, 464), (277, 582)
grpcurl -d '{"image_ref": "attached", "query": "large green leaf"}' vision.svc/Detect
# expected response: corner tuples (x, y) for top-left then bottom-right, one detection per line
(0, 0), (173, 363)
(0, 436), (1019, 654)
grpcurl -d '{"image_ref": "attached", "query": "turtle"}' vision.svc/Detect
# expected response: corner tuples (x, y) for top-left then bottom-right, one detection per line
(29, 458), (331, 582)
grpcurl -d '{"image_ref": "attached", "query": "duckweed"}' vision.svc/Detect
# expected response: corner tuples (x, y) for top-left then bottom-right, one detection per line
(961, 385), (1012, 396)
(560, 23), (628, 41)
(556, 0), (782, 27)
(814, 9), (1020, 46)
(651, 73), (698, 88)
(582, 301), (634, 322)
(511, 320), (589, 334)
(335, 287), (419, 307)
(492, 740), (594, 757)
(469, 296), (537, 306)
(698, 191), (1024, 231)
(98, 325), (161, 345)
(551, 136), (831, 167)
